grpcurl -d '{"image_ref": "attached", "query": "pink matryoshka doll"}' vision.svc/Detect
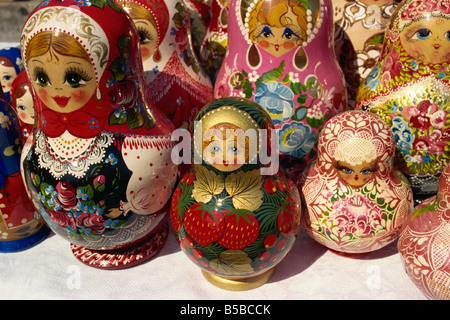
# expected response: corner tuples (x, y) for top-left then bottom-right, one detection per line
(214, 0), (348, 184)
(356, 0), (450, 204)
(302, 110), (414, 256)
(20, 0), (178, 269)
(10, 70), (35, 142)
(0, 86), (50, 252)
(0, 47), (24, 103)
(199, 0), (230, 84)
(333, 0), (402, 107)
(118, 0), (214, 130)
(398, 162), (450, 300)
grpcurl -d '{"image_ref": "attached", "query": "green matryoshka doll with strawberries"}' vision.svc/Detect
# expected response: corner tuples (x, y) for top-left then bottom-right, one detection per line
(170, 97), (302, 290)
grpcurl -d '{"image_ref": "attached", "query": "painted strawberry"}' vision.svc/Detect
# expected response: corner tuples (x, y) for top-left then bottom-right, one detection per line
(183, 203), (226, 246)
(277, 195), (301, 236)
(218, 209), (259, 250)
(263, 179), (277, 194)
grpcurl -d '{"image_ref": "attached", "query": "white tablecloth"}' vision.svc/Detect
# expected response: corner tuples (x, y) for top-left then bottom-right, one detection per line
(0, 216), (426, 300)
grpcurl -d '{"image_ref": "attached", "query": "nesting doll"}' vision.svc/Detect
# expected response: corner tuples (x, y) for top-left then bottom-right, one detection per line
(214, 0), (347, 183)
(398, 162), (450, 300)
(302, 110), (413, 255)
(333, 0), (401, 107)
(0, 47), (23, 103)
(199, 0), (229, 84)
(170, 97), (302, 290)
(10, 71), (35, 142)
(118, 0), (214, 130)
(0, 87), (49, 252)
(20, 0), (178, 269)
(184, 0), (212, 54)
(356, 0), (450, 203)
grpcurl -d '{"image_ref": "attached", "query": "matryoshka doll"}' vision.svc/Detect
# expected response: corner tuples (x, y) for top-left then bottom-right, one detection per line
(0, 87), (49, 252)
(10, 71), (35, 142)
(184, 0), (212, 54)
(170, 97), (302, 290)
(0, 47), (23, 103)
(118, 0), (214, 130)
(199, 0), (229, 84)
(398, 162), (450, 300)
(356, 0), (450, 204)
(333, 0), (401, 108)
(20, 0), (178, 269)
(302, 110), (414, 255)
(214, 0), (347, 183)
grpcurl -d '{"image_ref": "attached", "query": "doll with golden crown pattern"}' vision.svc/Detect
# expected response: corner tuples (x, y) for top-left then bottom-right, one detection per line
(356, 0), (450, 203)
(170, 97), (302, 290)
(214, 0), (347, 183)
(119, 0), (213, 130)
(398, 162), (450, 300)
(20, 0), (178, 269)
(302, 110), (413, 255)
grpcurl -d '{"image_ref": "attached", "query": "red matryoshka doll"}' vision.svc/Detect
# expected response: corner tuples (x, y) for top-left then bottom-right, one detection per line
(0, 87), (49, 252)
(214, 0), (347, 184)
(199, 0), (230, 84)
(184, 0), (212, 54)
(398, 162), (450, 300)
(302, 110), (414, 256)
(333, 0), (401, 107)
(0, 47), (24, 103)
(356, 0), (450, 204)
(118, 0), (214, 130)
(20, 0), (178, 269)
(170, 97), (302, 290)
(10, 71), (35, 142)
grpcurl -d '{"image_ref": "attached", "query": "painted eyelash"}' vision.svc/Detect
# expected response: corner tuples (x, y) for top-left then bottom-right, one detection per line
(32, 66), (48, 83)
(65, 66), (92, 82)
(136, 26), (154, 43)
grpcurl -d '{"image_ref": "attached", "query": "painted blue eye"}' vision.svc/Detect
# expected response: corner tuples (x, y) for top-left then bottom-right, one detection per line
(361, 170), (372, 175)
(343, 168), (353, 174)
(228, 146), (238, 154)
(446, 31), (450, 41)
(212, 146), (221, 153)
(257, 26), (274, 38)
(282, 27), (300, 40)
(414, 28), (431, 40)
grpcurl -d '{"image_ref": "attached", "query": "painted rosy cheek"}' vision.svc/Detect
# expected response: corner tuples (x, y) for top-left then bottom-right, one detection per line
(258, 40), (270, 49)
(37, 87), (51, 104)
(283, 41), (296, 50)
(140, 46), (151, 61)
(71, 88), (90, 103)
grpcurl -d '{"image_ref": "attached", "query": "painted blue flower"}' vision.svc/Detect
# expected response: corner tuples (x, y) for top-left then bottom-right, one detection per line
(45, 185), (57, 198)
(106, 153), (118, 165)
(392, 117), (414, 155)
(76, 189), (89, 201)
(47, 198), (61, 211)
(88, 118), (99, 130)
(438, 71), (446, 79)
(153, 66), (159, 75)
(26, 150), (33, 161)
(254, 82), (294, 125)
(91, 205), (105, 216)
(107, 78), (116, 88)
(114, 107), (127, 119)
(365, 66), (380, 90)
(410, 60), (419, 71)
(65, 225), (77, 233)
(105, 219), (119, 228)
(422, 154), (432, 163)
(278, 122), (316, 158)
(37, 192), (45, 203)
(79, 226), (92, 235)
(75, 0), (92, 6)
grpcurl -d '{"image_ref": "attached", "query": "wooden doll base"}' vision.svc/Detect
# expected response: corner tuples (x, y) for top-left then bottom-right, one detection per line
(70, 221), (168, 270)
(201, 268), (275, 291)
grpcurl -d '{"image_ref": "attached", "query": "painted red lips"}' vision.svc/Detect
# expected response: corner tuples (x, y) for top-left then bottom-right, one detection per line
(53, 95), (70, 108)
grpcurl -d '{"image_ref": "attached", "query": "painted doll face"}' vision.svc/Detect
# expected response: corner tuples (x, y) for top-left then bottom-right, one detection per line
(0, 64), (17, 94)
(335, 159), (377, 188)
(15, 89), (34, 125)
(134, 18), (159, 62)
(203, 128), (248, 172)
(253, 8), (304, 57)
(400, 17), (450, 64)
(27, 49), (97, 113)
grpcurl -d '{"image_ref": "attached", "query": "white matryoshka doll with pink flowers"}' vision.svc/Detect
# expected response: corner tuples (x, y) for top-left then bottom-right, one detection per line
(118, 0), (214, 130)
(214, 0), (347, 184)
(398, 161), (450, 300)
(356, 0), (450, 204)
(302, 110), (414, 256)
(20, 0), (178, 269)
